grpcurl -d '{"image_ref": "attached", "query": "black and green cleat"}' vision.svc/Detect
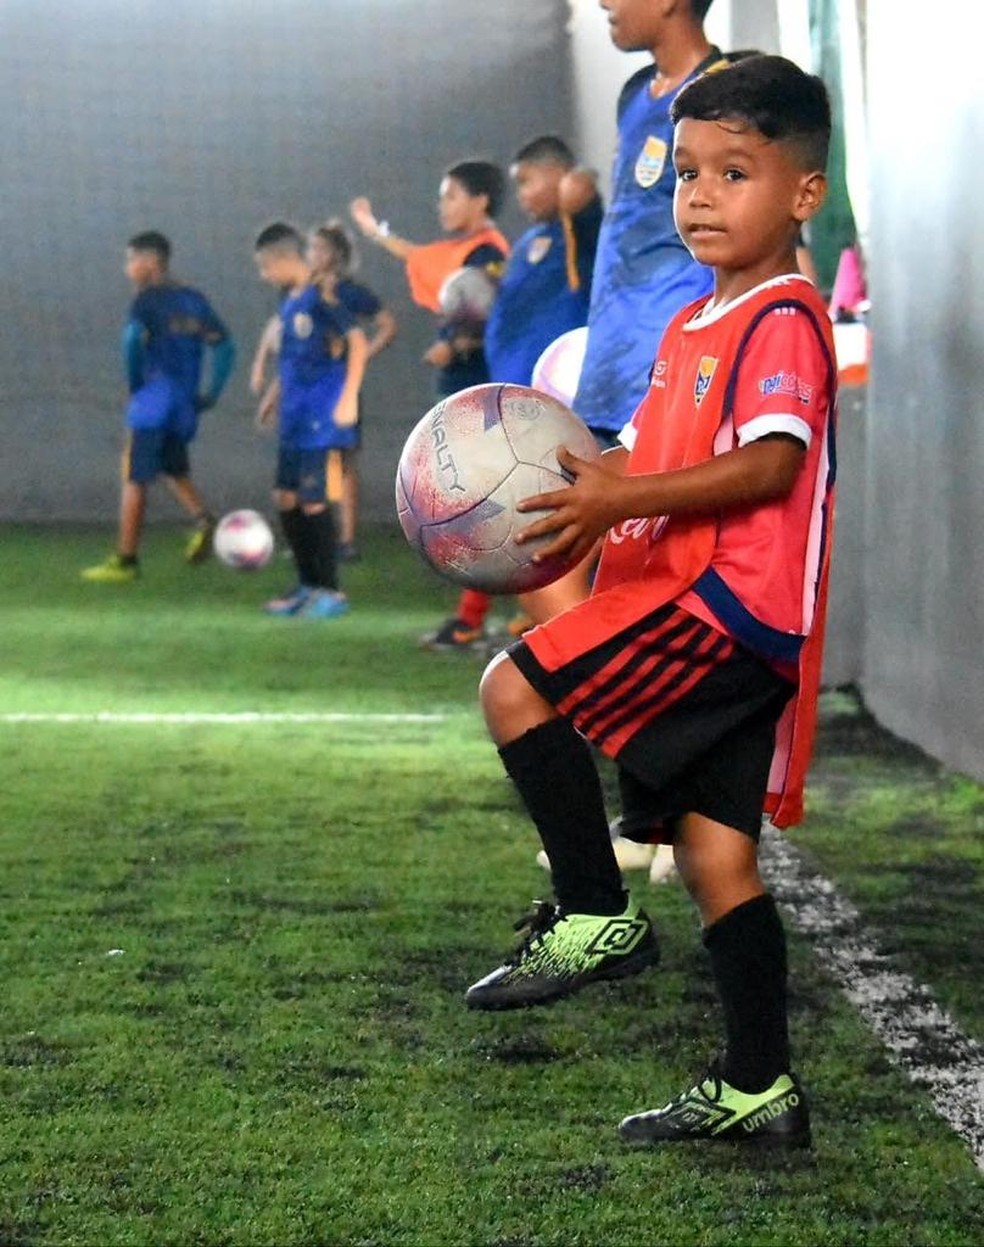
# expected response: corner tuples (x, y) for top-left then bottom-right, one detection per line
(466, 896), (659, 1011)
(619, 1062), (812, 1149)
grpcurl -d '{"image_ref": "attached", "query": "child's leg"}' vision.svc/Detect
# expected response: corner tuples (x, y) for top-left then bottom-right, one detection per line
(274, 488), (317, 586)
(340, 454), (358, 547)
(674, 813), (790, 1092)
(480, 652), (624, 915)
(517, 551), (592, 625)
(118, 480), (147, 558)
(164, 473), (208, 521)
(299, 502), (339, 592)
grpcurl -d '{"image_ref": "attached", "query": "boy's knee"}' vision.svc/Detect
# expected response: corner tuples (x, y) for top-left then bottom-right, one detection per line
(480, 652), (545, 743)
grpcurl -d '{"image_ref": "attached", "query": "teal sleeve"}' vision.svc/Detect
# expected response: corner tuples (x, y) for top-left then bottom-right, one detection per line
(122, 320), (145, 393)
(202, 336), (236, 405)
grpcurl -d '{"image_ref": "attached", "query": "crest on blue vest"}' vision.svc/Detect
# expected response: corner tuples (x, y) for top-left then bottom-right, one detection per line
(634, 136), (667, 189)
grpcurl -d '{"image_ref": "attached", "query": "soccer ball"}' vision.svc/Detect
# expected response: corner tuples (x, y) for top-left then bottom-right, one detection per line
(213, 509), (275, 570)
(438, 266), (498, 327)
(395, 383), (599, 594)
(531, 325), (589, 408)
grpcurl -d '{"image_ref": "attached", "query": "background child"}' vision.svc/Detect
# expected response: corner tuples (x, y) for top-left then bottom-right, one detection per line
(253, 222), (367, 619)
(420, 135), (604, 651)
(467, 55), (836, 1152)
(81, 231), (235, 582)
(573, 0), (725, 448)
(307, 221), (398, 562)
(349, 160), (508, 399)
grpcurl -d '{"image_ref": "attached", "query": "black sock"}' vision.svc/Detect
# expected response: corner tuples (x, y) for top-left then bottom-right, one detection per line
(304, 508), (338, 591)
(704, 893), (791, 1093)
(498, 717), (625, 915)
(279, 507), (317, 586)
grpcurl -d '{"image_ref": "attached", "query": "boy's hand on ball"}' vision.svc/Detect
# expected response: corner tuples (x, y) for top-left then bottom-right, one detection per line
(517, 447), (622, 564)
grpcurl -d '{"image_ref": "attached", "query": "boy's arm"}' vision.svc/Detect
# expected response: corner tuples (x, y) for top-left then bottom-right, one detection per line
(198, 334), (236, 411)
(518, 437), (805, 566)
(333, 327), (369, 427)
(350, 197), (419, 262)
(250, 316), (282, 394)
(256, 377), (280, 430)
(366, 307), (398, 359)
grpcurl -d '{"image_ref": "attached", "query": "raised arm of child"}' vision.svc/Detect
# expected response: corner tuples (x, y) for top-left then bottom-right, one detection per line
(350, 197), (418, 263)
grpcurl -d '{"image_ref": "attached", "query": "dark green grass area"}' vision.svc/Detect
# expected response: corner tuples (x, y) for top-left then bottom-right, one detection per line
(1, 525), (981, 1245)
(792, 690), (984, 1038)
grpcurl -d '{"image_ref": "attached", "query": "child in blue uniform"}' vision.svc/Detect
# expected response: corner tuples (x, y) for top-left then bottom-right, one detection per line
(574, 0), (725, 444)
(422, 136), (604, 650)
(307, 222), (397, 561)
(253, 223), (368, 619)
(82, 231), (235, 582)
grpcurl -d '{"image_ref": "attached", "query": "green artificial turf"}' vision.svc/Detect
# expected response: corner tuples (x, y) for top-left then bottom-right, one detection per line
(0, 524), (980, 1245)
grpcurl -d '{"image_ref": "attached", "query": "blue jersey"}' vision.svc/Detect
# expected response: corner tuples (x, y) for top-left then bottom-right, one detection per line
(125, 283), (230, 438)
(128, 283), (228, 399)
(277, 286), (356, 451)
(336, 278), (382, 321)
(484, 196), (602, 387)
(574, 56), (722, 433)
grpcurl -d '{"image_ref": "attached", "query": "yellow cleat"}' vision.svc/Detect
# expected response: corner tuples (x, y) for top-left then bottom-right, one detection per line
(185, 516), (216, 564)
(80, 554), (139, 584)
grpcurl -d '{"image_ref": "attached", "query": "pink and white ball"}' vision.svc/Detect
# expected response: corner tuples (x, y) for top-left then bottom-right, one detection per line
(395, 383), (598, 595)
(531, 325), (588, 408)
(213, 510), (275, 570)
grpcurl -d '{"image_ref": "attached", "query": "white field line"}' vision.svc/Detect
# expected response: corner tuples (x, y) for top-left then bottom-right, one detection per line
(762, 826), (984, 1172)
(0, 712), (448, 725)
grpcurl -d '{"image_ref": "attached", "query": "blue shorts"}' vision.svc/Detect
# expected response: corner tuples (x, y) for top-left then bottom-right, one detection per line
(127, 377), (197, 441)
(125, 429), (190, 484)
(276, 446), (345, 505)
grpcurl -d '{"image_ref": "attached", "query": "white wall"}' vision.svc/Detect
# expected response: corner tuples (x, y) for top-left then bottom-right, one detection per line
(862, 0), (984, 779)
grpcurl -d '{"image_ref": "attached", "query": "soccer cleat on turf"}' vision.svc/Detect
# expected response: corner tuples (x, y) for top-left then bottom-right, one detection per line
(337, 541), (360, 563)
(184, 515), (216, 564)
(418, 617), (487, 652)
(465, 896), (659, 1011)
(297, 589), (350, 619)
(619, 1062), (812, 1149)
(80, 554), (139, 583)
(264, 585), (311, 616)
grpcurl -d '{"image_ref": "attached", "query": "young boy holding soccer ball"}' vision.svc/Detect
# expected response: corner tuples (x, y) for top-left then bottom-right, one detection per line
(468, 55), (837, 1150)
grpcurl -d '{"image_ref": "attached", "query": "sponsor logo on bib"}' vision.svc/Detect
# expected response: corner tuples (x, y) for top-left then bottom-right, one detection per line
(293, 312), (313, 340)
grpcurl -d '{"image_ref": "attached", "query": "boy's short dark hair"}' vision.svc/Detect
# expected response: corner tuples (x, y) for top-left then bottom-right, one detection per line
(671, 54), (832, 171)
(127, 230), (171, 264)
(690, 0), (715, 20)
(254, 222), (304, 254)
(445, 160), (506, 218)
(512, 135), (576, 169)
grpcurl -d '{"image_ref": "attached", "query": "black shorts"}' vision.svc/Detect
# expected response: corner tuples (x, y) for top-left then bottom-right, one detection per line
(510, 604), (794, 842)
